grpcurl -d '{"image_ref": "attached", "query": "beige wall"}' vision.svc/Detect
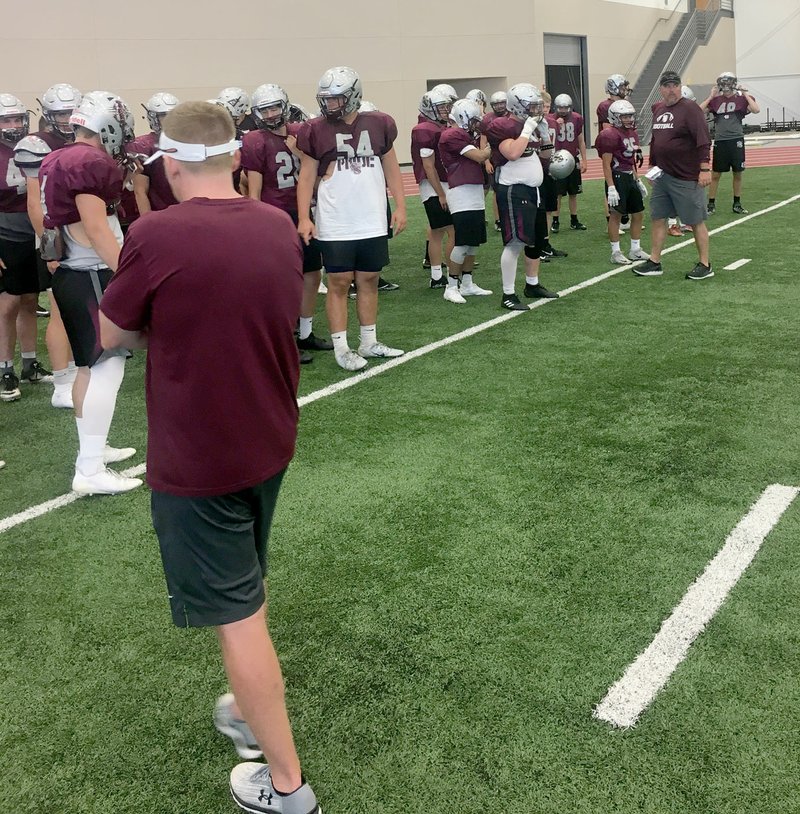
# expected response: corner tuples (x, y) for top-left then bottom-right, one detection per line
(2, 0), (733, 162)
(682, 17), (736, 89)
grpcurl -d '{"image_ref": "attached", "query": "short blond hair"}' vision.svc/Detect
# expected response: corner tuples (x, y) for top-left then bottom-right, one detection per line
(161, 101), (236, 174)
(540, 90), (552, 105)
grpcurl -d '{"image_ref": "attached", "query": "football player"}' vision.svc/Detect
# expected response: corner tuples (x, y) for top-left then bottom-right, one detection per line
(596, 100), (650, 265)
(39, 91), (142, 494)
(296, 67), (407, 372)
(597, 75), (632, 230)
(482, 92), (509, 231)
(486, 83), (559, 310)
(1, 94), (52, 403)
(216, 88), (253, 194)
(466, 89), (487, 115)
(132, 92), (180, 214)
(37, 84), (81, 149)
(700, 72), (759, 214)
(411, 88), (455, 288)
(242, 83), (332, 363)
(537, 91), (568, 260)
(437, 99), (493, 303)
(546, 93), (588, 232)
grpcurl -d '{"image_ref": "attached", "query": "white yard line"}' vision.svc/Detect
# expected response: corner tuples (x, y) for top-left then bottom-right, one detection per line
(723, 258), (752, 270)
(594, 484), (800, 729)
(2, 194), (799, 535)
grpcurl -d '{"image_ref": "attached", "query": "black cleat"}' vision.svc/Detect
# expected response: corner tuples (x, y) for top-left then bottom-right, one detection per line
(429, 277), (447, 289)
(550, 218), (560, 234)
(297, 332), (334, 351)
(570, 220), (587, 231)
(378, 277), (399, 291)
(500, 293), (529, 311)
(299, 349), (314, 364)
(523, 283), (559, 299)
(686, 262), (714, 280)
(732, 202), (749, 215)
(494, 219), (501, 232)
(542, 245), (568, 258)
(20, 360), (53, 383)
(706, 200), (716, 215)
(1, 371), (21, 402)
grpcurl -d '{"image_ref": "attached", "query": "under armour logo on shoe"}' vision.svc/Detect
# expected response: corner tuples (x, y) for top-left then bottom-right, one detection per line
(258, 790), (274, 804)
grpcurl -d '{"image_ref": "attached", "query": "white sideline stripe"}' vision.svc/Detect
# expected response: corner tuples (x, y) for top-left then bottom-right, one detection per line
(2, 194), (799, 535)
(594, 483), (800, 729)
(723, 258), (752, 270)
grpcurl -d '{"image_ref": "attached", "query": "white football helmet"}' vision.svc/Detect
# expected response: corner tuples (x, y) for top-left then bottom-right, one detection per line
(216, 87), (251, 120)
(252, 84), (290, 130)
(431, 84), (457, 103)
(681, 85), (697, 102)
(605, 74), (631, 98)
(316, 67), (362, 120)
(69, 91), (134, 159)
(419, 87), (452, 124)
(553, 94), (573, 116)
(13, 134), (52, 177)
(466, 89), (487, 108)
(287, 103), (311, 123)
(548, 149), (576, 180)
(143, 92), (179, 134)
(40, 84), (82, 139)
(449, 99), (482, 133)
(608, 99), (636, 129)
(0, 94), (30, 144)
(489, 91), (508, 115)
(716, 72), (737, 93)
(359, 101), (378, 112)
(507, 84), (544, 122)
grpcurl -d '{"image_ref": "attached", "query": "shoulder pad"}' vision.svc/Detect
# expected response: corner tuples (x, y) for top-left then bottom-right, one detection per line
(13, 134), (52, 170)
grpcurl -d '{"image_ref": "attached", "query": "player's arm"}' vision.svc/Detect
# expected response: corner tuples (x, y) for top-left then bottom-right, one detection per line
(381, 146), (406, 235)
(26, 178), (44, 236)
(743, 92), (759, 114)
(296, 150), (318, 244)
(462, 144), (492, 163)
(578, 133), (588, 168)
(600, 152), (615, 187)
(132, 173), (152, 214)
(99, 312), (148, 350)
(247, 170), (263, 201)
(75, 193), (122, 271)
(420, 151), (447, 206)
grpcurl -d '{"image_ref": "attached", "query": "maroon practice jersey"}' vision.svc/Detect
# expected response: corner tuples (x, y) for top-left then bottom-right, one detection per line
(437, 128), (484, 187)
(410, 119), (448, 184)
(486, 117), (541, 169)
(707, 93), (751, 139)
(596, 99), (613, 131)
(132, 132), (178, 211)
(0, 142), (27, 213)
(40, 142), (123, 228)
(479, 110), (506, 136)
(36, 130), (73, 152)
(546, 112), (584, 156)
(595, 126), (641, 173)
(240, 123), (302, 211)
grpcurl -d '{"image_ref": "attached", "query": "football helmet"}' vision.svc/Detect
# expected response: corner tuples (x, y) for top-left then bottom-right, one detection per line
(507, 84), (544, 122)
(40, 84), (82, 140)
(553, 93), (573, 117)
(489, 91), (508, 115)
(466, 89), (487, 108)
(681, 85), (697, 102)
(419, 88), (452, 124)
(287, 103), (311, 123)
(0, 94), (30, 144)
(608, 99), (636, 129)
(216, 87), (251, 120)
(431, 84), (458, 103)
(316, 67), (362, 120)
(548, 149), (576, 180)
(143, 92), (179, 134)
(13, 134), (52, 176)
(605, 74), (631, 98)
(717, 72), (737, 93)
(359, 101), (378, 112)
(69, 91), (134, 159)
(252, 84), (290, 130)
(449, 99), (482, 133)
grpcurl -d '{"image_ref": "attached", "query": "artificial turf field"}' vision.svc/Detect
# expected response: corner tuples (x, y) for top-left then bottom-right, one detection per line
(2, 165), (799, 814)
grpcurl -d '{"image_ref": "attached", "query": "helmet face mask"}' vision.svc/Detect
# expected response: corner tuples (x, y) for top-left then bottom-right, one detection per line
(252, 84), (289, 130)
(507, 84), (544, 122)
(489, 91), (508, 115)
(316, 67), (362, 121)
(717, 72), (737, 93)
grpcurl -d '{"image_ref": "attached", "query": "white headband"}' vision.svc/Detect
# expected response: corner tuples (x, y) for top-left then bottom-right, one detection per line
(143, 132), (241, 165)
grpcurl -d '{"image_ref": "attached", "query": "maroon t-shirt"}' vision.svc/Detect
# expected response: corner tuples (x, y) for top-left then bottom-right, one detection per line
(100, 197), (303, 497)
(486, 117), (541, 169)
(650, 98), (711, 181)
(410, 120), (447, 184)
(479, 110), (505, 136)
(595, 126), (641, 172)
(240, 123), (302, 212)
(40, 142), (123, 228)
(438, 128), (484, 187)
(596, 99), (613, 131)
(133, 132), (178, 211)
(297, 111), (397, 176)
(546, 112), (584, 156)
(0, 143), (27, 213)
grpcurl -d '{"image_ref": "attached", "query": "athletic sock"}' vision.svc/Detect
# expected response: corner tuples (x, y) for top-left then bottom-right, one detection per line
(631, 239), (641, 252)
(708, 198), (715, 205)
(21, 351), (36, 371)
(525, 275), (539, 286)
(611, 241), (621, 253)
(359, 324), (377, 348)
(733, 196), (741, 204)
(430, 264), (443, 281)
(570, 214), (579, 225)
(500, 245), (520, 295)
(447, 275), (460, 288)
(75, 419), (106, 477)
(298, 317), (313, 340)
(1, 360), (13, 373)
(461, 273), (473, 288)
(331, 331), (349, 354)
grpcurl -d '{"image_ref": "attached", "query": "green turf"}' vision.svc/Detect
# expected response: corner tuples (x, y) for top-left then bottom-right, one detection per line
(1, 168), (799, 813)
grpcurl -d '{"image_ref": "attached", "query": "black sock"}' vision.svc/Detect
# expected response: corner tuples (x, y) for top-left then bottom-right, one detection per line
(708, 198), (715, 204)
(733, 196), (741, 204)
(570, 214), (579, 224)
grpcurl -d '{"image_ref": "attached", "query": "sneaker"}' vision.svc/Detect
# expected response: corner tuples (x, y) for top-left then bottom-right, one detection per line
(628, 248), (651, 262)
(348, 283), (357, 300)
(732, 202), (749, 215)
(104, 445), (136, 464)
(460, 281), (493, 296)
(610, 250), (629, 264)
(523, 283), (559, 299)
(550, 218), (560, 234)
(494, 219), (501, 232)
(36, 304), (50, 318)
(429, 276), (447, 289)
(706, 200), (716, 215)
(51, 388), (74, 409)
(1, 372), (21, 402)
(299, 350), (313, 365)
(358, 342), (404, 359)
(71, 467), (143, 495)
(297, 333), (334, 351)
(541, 246), (568, 258)
(500, 293), (528, 311)
(570, 220), (587, 231)
(686, 262), (714, 280)
(214, 694), (263, 760)
(668, 224), (683, 237)
(317, 280), (327, 295)
(335, 349), (368, 371)
(20, 360), (53, 383)
(443, 286), (466, 304)
(377, 277), (399, 291)
(633, 260), (663, 276)
(229, 762), (320, 814)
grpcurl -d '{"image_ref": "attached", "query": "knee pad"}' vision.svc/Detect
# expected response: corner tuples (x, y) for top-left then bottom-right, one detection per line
(465, 246), (478, 257)
(524, 246), (541, 260)
(450, 245), (468, 264)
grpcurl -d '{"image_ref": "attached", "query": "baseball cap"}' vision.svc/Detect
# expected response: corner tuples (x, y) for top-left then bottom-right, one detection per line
(660, 71), (682, 86)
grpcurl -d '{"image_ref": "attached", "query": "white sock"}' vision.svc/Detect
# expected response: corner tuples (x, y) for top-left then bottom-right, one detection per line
(359, 324), (377, 348)
(75, 418), (106, 477)
(668, 218), (677, 227)
(21, 351), (36, 360)
(331, 331), (349, 355)
(631, 239), (641, 251)
(501, 245), (521, 295)
(430, 264), (443, 281)
(53, 368), (71, 394)
(68, 360), (76, 371)
(298, 317), (313, 340)
(447, 275), (459, 288)
(525, 275), (539, 286)
(462, 273), (473, 288)
(611, 241), (621, 253)
(75, 356), (126, 475)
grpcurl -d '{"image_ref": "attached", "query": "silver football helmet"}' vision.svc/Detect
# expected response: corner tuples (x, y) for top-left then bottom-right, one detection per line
(466, 89), (487, 109)
(143, 92), (179, 134)
(0, 94), (30, 144)
(216, 87), (251, 120)
(252, 84), (290, 130)
(605, 74), (631, 98)
(316, 67), (362, 120)
(40, 84), (82, 139)
(553, 94), (573, 116)
(69, 91), (135, 159)
(431, 84), (458, 103)
(449, 99), (482, 133)
(507, 84), (544, 122)
(608, 99), (636, 129)
(13, 134), (52, 177)
(681, 85), (697, 102)
(489, 91), (508, 115)
(419, 87), (452, 124)
(287, 103), (311, 123)
(716, 72), (737, 93)
(548, 149), (576, 180)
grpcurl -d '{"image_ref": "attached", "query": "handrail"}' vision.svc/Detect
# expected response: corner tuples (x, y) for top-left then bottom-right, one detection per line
(625, 0), (689, 84)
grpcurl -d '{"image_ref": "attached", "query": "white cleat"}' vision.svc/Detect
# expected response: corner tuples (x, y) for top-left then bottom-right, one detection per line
(318, 280), (328, 294)
(72, 467), (143, 496)
(335, 349), (368, 372)
(443, 286), (467, 304)
(628, 249), (651, 261)
(51, 388), (74, 409)
(104, 445), (136, 464)
(358, 342), (405, 359)
(611, 250), (630, 264)
(460, 282), (493, 296)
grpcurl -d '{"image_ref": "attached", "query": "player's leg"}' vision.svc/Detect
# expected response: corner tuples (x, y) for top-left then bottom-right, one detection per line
(296, 239), (333, 357)
(0, 288), (21, 402)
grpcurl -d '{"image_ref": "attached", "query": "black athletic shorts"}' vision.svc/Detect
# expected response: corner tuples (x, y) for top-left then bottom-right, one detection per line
(451, 210), (487, 248)
(286, 211), (323, 273)
(423, 194), (454, 230)
(712, 138), (746, 173)
(610, 171), (645, 216)
(319, 236), (390, 273)
(0, 236), (41, 295)
(151, 468), (286, 628)
(541, 174), (559, 212)
(556, 164), (583, 197)
(496, 183), (548, 248)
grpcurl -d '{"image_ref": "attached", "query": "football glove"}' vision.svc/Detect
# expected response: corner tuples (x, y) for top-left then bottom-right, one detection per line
(607, 186), (620, 208)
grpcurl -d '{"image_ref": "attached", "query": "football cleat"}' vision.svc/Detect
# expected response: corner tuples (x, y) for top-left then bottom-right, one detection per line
(706, 201), (716, 215)
(610, 250), (629, 264)
(214, 694), (263, 760)
(732, 203), (748, 215)
(429, 277), (447, 289)
(71, 467), (143, 495)
(103, 446), (136, 464)
(668, 224), (683, 237)
(20, 360), (53, 383)
(299, 350), (313, 365)
(377, 277), (399, 291)
(500, 293), (528, 311)
(686, 263), (714, 280)
(443, 286), (466, 304)
(1, 371), (21, 402)
(523, 283), (559, 299)
(358, 342), (404, 359)
(335, 349), (368, 371)
(570, 220), (587, 231)
(460, 281), (493, 296)
(550, 218), (560, 234)
(542, 246), (568, 258)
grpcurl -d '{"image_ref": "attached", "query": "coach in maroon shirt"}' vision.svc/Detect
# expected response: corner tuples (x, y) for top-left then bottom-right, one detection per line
(99, 102), (320, 814)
